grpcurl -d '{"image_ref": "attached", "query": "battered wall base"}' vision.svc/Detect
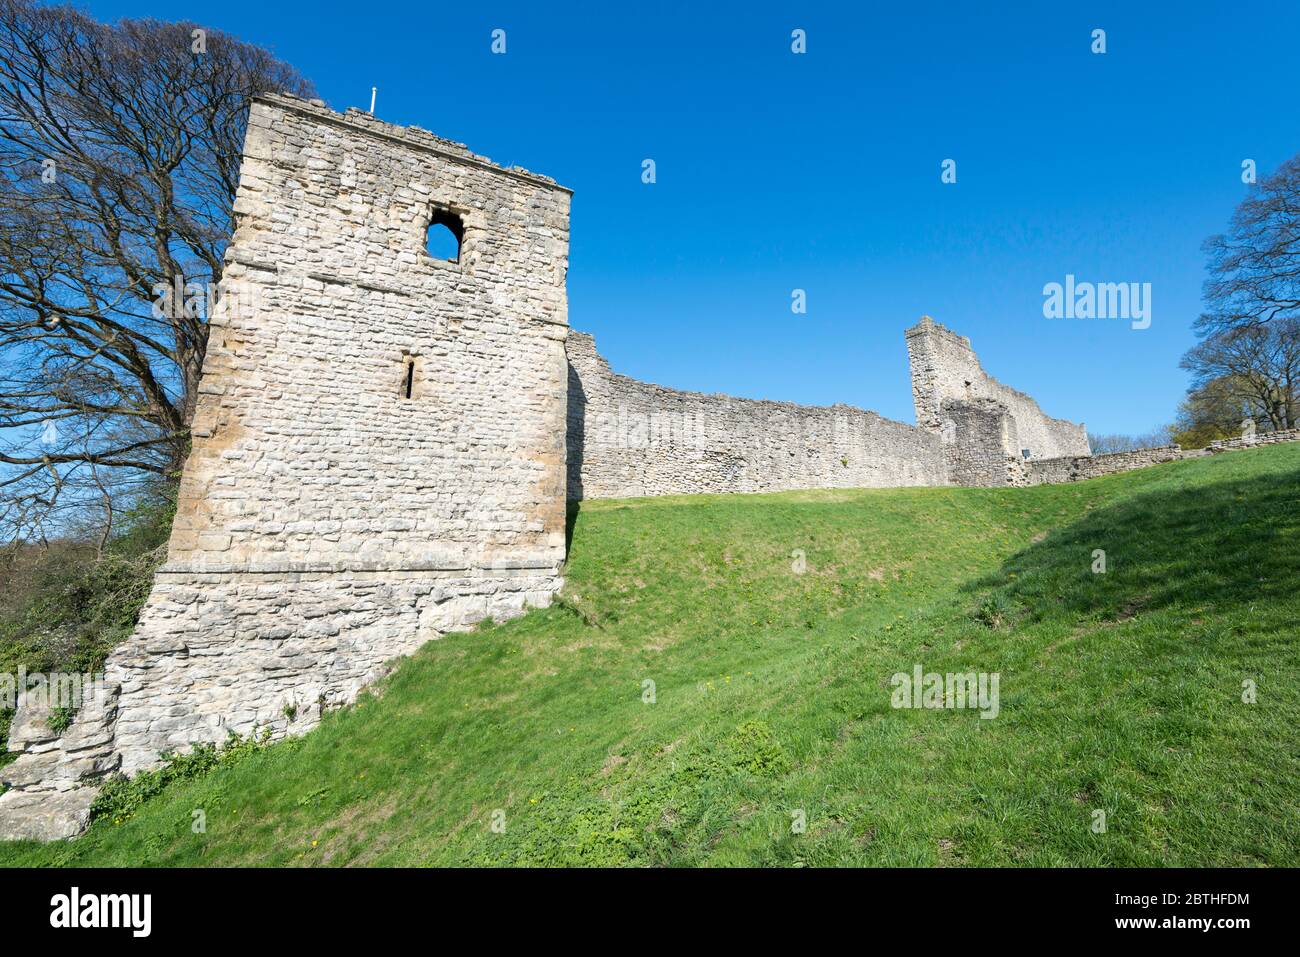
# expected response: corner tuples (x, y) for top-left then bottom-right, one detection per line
(0, 568), (561, 840)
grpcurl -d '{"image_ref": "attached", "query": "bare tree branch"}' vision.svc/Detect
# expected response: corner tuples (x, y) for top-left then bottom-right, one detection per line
(1197, 155), (1300, 337)
(0, 0), (314, 543)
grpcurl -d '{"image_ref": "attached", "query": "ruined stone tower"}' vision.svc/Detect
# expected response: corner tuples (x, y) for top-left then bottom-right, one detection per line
(905, 316), (1091, 484)
(143, 95), (574, 755)
(0, 94), (572, 837)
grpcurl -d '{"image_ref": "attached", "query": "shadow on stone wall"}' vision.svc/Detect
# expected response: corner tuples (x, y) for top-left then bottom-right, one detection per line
(566, 358), (587, 505)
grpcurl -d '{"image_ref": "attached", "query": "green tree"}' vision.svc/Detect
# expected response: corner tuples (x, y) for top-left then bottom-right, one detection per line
(1198, 155), (1300, 336)
(1180, 320), (1299, 433)
(1170, 376), (1249, 449)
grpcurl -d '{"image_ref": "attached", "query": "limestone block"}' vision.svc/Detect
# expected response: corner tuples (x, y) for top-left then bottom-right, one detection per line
(0, 788), (95, 841)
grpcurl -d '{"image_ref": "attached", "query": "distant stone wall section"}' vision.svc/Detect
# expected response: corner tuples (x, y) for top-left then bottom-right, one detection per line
(906, 317), (1090, 461)
(1020, 446), (1184, 485)
(566, 331), (948, 498)
(1206, 427), (1300, 452)
(1019, 428), (1300, 486)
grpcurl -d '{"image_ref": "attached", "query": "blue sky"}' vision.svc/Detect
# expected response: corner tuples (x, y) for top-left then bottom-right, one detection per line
(84, 0), (1300, 433)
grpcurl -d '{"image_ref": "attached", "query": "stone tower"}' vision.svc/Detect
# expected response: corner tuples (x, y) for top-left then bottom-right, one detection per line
(905, 316), (1090, 484)
(0, 94), (572, 837)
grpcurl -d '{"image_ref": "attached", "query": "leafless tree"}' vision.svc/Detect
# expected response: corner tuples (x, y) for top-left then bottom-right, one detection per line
(1180, 320), (1299, 432)
(0, 0), (313, 544)
(1087, 430), (1173, 454)
(1198, 155), (1300, 336)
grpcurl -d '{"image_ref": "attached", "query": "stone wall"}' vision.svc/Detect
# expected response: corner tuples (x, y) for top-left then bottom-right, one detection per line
(906, 316), (1090, 461)
(1207, 427), (1300, 452)
(0, 93), (572, 838)
(940, 398), (1023, 487)
(1018, 427), (1300, 486)
(566, 331), (948, 498)
(1020, 446), (1184, 485)
(171, 94), (570, 574)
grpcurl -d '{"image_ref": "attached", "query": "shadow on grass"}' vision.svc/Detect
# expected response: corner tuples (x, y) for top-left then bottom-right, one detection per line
(565, 500), (581, 554)
(963, 462), (1300, 622)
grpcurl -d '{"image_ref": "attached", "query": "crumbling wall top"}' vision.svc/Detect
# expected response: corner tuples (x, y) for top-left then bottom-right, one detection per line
(254, 92), (571, 193)
(905, 314), (972, 350)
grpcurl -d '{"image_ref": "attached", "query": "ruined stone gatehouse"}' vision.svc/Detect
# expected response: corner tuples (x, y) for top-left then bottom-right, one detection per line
(1, 94), (1119, 839)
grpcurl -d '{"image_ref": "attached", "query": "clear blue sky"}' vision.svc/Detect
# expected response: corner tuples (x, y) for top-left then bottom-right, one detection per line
(85, 0), (1300, 433)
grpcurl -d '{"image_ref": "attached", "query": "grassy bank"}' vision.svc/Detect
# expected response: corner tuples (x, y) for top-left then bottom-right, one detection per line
(1, 445), (1297, 866)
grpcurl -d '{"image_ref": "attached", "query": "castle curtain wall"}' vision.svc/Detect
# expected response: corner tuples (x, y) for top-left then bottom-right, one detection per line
(566, 332), (948, 498)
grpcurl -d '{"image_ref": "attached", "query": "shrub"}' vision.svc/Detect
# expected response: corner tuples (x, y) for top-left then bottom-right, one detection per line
(0, 495), (174, 757)
(90, 730), (269, 826)
(975, 592), (1017, 629)
(726, 720), (791, 777)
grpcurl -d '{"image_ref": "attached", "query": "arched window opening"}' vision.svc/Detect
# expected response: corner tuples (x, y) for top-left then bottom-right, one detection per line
(426, 207), (464, 264)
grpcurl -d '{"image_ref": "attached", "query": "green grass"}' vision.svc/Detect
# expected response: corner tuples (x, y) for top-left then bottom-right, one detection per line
(3, 445), (1298, 866)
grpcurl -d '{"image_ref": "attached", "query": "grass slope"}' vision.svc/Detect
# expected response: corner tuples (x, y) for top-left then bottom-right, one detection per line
(3, 445), (1298, 867)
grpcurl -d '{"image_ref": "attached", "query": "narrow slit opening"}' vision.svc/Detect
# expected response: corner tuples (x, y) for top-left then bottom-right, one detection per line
(403, 360), (415, 399)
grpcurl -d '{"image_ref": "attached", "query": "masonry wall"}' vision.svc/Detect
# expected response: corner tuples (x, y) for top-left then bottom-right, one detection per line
(1019, 427), (1300, 485)
(940, 398), (1023, 487)
(130, 95), (571, 758)
(906, 317), (1090, 460)
(1207, 427), (1300, 452)
(1021, 446), (1184, 485)
(566, 331), (948, 498)
(173, 96), (570, 574)
(1, 94), (573, 835)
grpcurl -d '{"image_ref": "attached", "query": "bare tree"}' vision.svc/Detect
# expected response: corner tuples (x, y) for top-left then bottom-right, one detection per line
(1087, 429), (1173, 454)
(0, 0), (313, 544)
(1180, 320), (1300, 432)
(1198, 155), (1300, 336)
